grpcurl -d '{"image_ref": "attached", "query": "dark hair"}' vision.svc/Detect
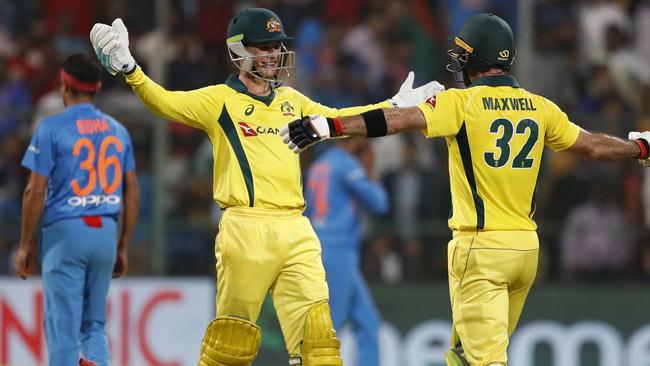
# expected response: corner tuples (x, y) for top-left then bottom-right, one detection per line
(61, 53), (103, 85)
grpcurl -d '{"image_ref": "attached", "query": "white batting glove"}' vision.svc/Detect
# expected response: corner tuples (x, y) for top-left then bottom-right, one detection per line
(389, 71), (445, 108)
(90, 18), (135, 75)
(628, 131), (650, 167)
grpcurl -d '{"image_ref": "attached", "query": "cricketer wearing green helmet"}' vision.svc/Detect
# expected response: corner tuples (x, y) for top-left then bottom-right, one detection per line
(91, 5), (445, 366)
(226, 7), (295, 83)
(281, 9), (650, 366)
(447, 13), (516, 87)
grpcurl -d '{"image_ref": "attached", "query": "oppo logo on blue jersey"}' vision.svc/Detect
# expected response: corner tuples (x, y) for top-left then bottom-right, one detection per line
(67, 194), (121, 207)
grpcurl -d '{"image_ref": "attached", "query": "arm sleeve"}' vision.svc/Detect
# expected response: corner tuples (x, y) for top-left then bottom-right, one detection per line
(21, 122), (55, 177)
(124, 67), (221, 131)
(416, 90), (464, 138)
(343, 159), (389, 214)
(544, 98), (581, 151)
(294, 88), (393, 118)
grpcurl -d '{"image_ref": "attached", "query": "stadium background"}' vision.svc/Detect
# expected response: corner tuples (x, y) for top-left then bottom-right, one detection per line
(1, 0), (650, 365)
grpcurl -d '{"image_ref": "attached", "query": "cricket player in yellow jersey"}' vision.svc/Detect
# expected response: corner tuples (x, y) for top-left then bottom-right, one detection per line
(89, 7), (442, 366)
(282, 13), (650, 366)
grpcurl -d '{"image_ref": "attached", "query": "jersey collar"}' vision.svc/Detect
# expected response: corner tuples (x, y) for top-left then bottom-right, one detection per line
(65, 102), (96, 112)
(470, 74), (520, 88)
(225, 74), (276, 106)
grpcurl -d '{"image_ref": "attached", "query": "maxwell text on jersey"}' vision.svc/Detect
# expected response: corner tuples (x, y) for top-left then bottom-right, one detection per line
(482, 97), (537, 111)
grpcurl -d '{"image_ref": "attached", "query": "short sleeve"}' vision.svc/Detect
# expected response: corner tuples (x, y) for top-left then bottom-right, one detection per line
(21, 121), (55, 177)
(544, 99), (581, 151)
(416, 89), (464, 138)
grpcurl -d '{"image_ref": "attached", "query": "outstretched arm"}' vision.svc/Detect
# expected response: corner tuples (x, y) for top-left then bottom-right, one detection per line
(280, 107), (426, 153)
(338, 107), (427, 136)
(568, 129), (643, 160)
(90, 18), (216, 130)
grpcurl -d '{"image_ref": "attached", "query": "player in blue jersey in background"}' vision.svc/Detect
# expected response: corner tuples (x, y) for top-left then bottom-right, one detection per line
(305, 137), (389, 366)
(14, 53), (139, 366)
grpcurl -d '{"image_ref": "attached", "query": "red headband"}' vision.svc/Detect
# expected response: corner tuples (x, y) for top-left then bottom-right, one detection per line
(60, 69), (102, 92)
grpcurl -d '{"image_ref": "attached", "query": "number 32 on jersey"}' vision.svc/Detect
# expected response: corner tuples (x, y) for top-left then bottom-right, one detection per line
(484, 118), (539, 169)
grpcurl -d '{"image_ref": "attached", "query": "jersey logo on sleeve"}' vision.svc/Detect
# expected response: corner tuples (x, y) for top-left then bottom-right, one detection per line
(426, 95), (437, 108)
(238, 122), (258, 136)
(28, 145), (40, 154)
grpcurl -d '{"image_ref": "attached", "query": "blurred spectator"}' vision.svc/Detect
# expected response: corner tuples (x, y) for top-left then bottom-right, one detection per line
(341, 8), (391, 100)
(578, 0), (631, 67)
(601, 24), (650, 109)
(45, 0), (94, 37)
(529, 0), (578, 106)
(364, 232), (402, 284)
(382, 135), (441, 241)
(0, 56), (31, 136)
(52, 12), (90, 56)
(635, 0), (650, 70)
(560, 172), (634, 280)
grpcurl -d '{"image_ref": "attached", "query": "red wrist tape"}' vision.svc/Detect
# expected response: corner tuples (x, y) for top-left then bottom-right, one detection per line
(635, 139), (650, 159)
(327, 117), (344, 137)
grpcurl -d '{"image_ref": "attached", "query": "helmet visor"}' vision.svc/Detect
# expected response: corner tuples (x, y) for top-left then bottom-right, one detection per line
(228, 42), (295, 82)
(446, 46), (468, 73)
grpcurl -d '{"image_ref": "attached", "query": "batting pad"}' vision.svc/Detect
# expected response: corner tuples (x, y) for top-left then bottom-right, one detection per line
(300, 301), (343, 366)
(198, 316), (261, 366)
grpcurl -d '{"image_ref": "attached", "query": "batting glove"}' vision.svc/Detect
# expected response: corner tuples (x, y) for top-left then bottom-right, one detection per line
(628, 131), (650, 166)
(280, 115), (340, 153)
(389, 71), (445, 108)
(90, 18), (135, 75)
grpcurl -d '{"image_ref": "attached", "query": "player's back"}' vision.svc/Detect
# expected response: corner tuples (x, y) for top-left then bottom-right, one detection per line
(24, 103), (135, 225)
(305, 147), (388, 248)
(419, 75), (580, 231)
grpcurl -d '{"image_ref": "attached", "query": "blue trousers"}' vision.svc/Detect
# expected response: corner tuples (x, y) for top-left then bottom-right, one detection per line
(322, 246), (380, 366)
(40, 217), (117, 366)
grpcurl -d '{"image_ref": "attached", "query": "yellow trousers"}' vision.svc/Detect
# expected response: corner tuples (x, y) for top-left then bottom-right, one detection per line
(215, 206), (329, 356)
(448, 230), (539, 366)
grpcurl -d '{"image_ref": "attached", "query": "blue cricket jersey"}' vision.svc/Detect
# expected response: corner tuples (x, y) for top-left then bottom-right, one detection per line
(305, 147), (389, 249)
(21, 103), (136, 225)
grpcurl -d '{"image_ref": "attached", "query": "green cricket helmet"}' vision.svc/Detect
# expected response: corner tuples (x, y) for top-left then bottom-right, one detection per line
(447, 13), (516, 84)
(226, 8), (295, 82)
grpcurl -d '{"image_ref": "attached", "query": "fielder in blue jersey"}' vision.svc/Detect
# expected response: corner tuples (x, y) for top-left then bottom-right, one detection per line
(305, 137), (389, 366)
(14, 54), (139, 366)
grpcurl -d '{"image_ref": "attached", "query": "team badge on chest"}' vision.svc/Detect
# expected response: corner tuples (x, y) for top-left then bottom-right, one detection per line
(281, 101), (295, 117)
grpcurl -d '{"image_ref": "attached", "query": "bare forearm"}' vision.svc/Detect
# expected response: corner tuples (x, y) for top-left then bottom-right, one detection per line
(340, 107), (426, 136)
(592, 135), (639, 160)
(569, 130), (640, 160)
(119, 174), (139, 249)
(20, 188), (45, 247)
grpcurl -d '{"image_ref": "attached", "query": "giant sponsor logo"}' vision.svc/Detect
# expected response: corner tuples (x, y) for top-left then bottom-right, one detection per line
(67, 195), (121, 207)
(336, 320), (650, 366)
(0, 278), (213, 366)
(237, 122), (280, 137)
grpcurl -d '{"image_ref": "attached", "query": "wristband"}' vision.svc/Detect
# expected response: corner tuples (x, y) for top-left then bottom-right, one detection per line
(361, 109), (388, 137)
(635, 139), (650, 159)
(327, 117), (344, 137)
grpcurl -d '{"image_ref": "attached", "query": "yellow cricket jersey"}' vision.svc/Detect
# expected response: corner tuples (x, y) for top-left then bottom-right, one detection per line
(125, 67), (390, 210)
(417, 75), (581, 231)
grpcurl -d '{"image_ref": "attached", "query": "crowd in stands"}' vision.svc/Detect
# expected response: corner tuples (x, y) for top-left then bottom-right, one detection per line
(1, 0), (650, 283)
